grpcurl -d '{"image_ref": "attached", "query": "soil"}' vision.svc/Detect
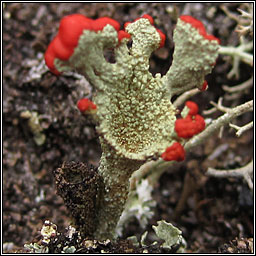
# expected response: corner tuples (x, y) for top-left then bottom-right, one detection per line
(3, 3), (253, 253)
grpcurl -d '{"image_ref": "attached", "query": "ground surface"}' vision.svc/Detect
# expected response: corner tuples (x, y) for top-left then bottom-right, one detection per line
(3, 3), (253, 253)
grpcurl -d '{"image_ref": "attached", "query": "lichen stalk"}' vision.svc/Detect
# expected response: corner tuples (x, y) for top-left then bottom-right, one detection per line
(94, 141), (144, 239)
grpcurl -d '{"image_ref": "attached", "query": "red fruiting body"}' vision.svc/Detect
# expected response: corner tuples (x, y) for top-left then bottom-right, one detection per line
(175, 115), (205, 138)
(59, 14), (93, 48)
(194, 114), (205, 131)
(185, 101), (199, 116)
(45, 14), (121, 75)
(118, 30), (131, 42)
(201, 80), (208, 91)
(44, 39), (61, 75)
(93, 17), (120, 31)
(156, 29), (166, 48)
(180, 15), (220, 44)
(161, 142), (185, 162)
(175, 101), (205, 138)
(77, 98), (97, 113)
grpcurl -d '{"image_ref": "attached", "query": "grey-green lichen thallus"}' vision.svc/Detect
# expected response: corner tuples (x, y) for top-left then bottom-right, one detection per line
(45, 14), (219, 239)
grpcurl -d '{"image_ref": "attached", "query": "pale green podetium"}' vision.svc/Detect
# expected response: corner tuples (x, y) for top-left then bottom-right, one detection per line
(54, 17), (219, 239)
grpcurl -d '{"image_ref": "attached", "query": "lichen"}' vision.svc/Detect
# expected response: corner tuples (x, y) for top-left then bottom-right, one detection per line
(116, 179), (156, 236)
(152, 220), (186, 252)
(20, 110), (46, 146)
(45, 14), (219, 239)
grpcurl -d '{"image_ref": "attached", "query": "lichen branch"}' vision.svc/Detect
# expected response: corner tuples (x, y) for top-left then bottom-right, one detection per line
(131, 100), (253, 187)
(222, 76), (253, 93)
(218, 42), (253, 66)
(229, 121), (253, 137)
(173, 88), (201, 108)
(206, 160), (253, 191)
(208, 97), (232, 113)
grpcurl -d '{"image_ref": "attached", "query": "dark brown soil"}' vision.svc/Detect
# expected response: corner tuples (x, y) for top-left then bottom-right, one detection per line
(3, 3), (253, 253)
